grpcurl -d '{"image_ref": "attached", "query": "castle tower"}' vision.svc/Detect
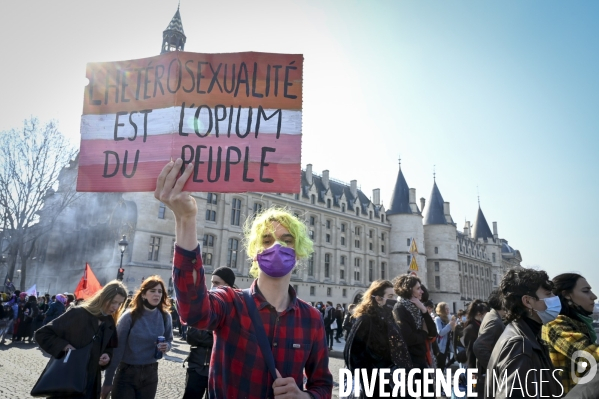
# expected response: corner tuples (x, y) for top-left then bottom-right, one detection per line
(422, 180), (460, 309)
(161, 6), (186, 54)
(473, 205), (504, 290)
(386, 163), (426, 282)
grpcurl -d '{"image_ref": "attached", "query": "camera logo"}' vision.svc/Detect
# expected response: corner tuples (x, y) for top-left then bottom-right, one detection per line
(571, 351), (598, 385)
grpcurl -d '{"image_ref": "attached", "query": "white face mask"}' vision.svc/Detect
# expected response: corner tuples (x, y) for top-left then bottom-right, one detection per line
(534, 296), (562, 324)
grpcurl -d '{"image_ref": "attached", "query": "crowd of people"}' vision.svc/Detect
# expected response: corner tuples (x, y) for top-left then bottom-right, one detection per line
(0, 159), (597, 399)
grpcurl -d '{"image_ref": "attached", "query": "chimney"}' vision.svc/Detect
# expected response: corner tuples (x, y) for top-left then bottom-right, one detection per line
(464, 221), (471, 237)
(372, 189), (380, 206)
(306, 164), (313, 185)
(420, 197), (426, 212)
(322, 170), (329, 189)
(409, 188), (416, 204)
(443, 201), (451, 216)
(350, 180), (357, 197)
(493, 222), (498, 239)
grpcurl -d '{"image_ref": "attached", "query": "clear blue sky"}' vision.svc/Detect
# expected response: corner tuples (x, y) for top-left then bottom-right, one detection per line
(1, 1), (597, 290)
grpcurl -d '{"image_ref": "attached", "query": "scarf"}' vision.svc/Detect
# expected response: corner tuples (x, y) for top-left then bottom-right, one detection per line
(577, 312), (597, 343)
(378, 306), (413, 369)
(399, 297), (423, 329)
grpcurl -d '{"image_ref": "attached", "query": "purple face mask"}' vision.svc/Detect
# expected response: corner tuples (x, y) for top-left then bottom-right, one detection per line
(256, 243), (296, 278)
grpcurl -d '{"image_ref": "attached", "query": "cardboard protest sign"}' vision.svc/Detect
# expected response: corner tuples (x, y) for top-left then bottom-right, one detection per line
(77, 51), (303, 193)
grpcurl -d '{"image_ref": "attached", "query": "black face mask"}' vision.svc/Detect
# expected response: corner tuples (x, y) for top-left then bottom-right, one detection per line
(143, 298), (158, 310)
(384, 298), (398, 309)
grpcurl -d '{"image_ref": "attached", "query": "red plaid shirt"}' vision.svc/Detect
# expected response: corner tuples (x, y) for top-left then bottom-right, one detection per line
(173, 244), (332, 399)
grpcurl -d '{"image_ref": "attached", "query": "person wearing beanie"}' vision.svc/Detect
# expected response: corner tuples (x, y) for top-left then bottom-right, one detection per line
(43, 294), (66, 325)
(183, 267), (236, 399)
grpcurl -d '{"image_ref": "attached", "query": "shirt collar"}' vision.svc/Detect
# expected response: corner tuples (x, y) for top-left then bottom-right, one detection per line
(250, 280), (298, 313)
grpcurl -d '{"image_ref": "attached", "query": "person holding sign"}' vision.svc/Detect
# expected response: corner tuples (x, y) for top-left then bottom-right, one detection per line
(155, 159), (332, 399)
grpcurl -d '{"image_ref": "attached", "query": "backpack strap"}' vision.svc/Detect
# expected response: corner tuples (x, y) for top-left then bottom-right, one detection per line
(242, 288), (277, 380)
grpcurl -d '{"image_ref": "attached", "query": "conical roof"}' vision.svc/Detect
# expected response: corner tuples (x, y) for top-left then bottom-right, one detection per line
(472, 207), (494, 240)
(165, 8), (185, 35)
(423, 182), (447, 225)
(386, 167), (412, 215)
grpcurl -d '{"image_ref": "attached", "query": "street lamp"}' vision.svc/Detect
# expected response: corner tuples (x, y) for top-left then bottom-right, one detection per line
(117, 235), (128, 281)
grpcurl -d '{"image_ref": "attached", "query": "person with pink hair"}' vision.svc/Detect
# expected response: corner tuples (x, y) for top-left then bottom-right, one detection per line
(43, 294), (67, 325)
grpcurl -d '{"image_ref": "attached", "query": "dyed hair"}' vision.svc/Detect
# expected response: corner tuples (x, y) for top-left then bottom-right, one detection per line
(79, 280), (127, 323)
(245, 207), (313, 278)
(392, 274), (422, 299)
(128, 275), (171, 324)
(353, 280), (394, 319)
(500, 268), (553, 323)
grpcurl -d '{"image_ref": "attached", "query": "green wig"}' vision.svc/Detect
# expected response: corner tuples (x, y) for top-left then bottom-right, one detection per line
(244, 207), (313, 278)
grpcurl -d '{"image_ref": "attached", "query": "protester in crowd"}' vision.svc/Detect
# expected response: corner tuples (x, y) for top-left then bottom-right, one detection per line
(155, 159), (332, 399)
(169, 297), (180, 333)
(16, 294), (39, 343)
(335, 304), (344, 342)
(315, 301), (325, 317)
(425, 300), (436, 319)
(342, 303), (356, 341)
(473, 289), (506, 396)
(462, 299), (488, 377)
(0, 295), (14, 344)
(344, 279), (412, 399)
(12, 292), (28, 342)
(102, 275), (173, 399)
(392, 274), (437, 398)
(434, 301), (457, 372)
(34, 296), (49, 334)
(324, 301), (336, 350)
(44, 294), (67, 325)
(6, 294), (18, 341)
(541, 273), (599, 394)
(486, 268), (562, 399)
(35, 281), (127, 399)
(183, 266), (236, 399)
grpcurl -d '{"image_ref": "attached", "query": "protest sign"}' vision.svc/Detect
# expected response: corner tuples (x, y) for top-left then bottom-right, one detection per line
(77, 51), (303, 193)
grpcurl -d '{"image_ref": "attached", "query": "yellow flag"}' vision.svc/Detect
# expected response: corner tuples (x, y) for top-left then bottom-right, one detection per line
(409, 238), (418, 254)
(409, 256), (419, 271)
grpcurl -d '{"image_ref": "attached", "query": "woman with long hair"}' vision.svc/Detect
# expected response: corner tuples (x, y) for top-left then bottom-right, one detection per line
(35, 280), (127, 399)
(101, 275), (173, 399)
(486, 268), (562, 399)
(542, 273), (599, 394)
(344, 279), (411, 399)
(434, 301), (457, 372)
(462, 299), (488, 371)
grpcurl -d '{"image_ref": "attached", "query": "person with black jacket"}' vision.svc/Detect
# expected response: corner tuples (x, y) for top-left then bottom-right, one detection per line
(392, 274), (437, 398)
(183, 266), (236, 399)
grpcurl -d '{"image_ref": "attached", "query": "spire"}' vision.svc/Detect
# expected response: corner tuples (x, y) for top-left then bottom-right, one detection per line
(161, 6), (186, 54)
(472, 206), (494, 240)
(423, 181), (447, 225)
(386, 164), (412, 215)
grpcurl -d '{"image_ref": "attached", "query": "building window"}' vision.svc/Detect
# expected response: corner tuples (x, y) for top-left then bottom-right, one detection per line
(407, 255), (411, 265)
(327, 199), (331, 208)
(205, 210), (216, 221)
(369, 229), (373, 238)
(381, 233), (386, 241)
(310, 286), (315, 296)
(341, 223), (346, 232)
(368, 242), (372, 251)
(207, 193), (217, 204)
(458, 263), (461, 271)
(309, 230), (315, 240)
(341, 237), (346, 246)
(342, 288), (347, 297)
(342, 203), (346, 212)
(327, 287), (332, 296)
(253, 202), (263, 215)
(294, 193), (299, 200)
(369, 211), (373, 220)
(311, 195), (315, 204)
(326, 234), (331, 243)
(435, 276), (441, 289)
(356, 207), (360, 216)
(308, 254), (314, 276)
(381, 262), (386, 280)
(158, 203), (166, 219)
(227, 238), (239, 268)
(354, 269), (360, 281)
(492, 253), (496, 262)
(148, 236), (161, 261)
(293, 284), (299, 293)
(355, 226), (361, 235)
(326, 220), (331, 229)
(231, 198), (242, 226)
(354, 239), (360, 249)
(202, 252), (213, 266)
(469, 264), (473, 273)
(435, 262), (440, 272)
(354, 258), (361, 267)
(324, 254), (331, 278)
(407, 238), (411, 246)
(434, 247), (438, 254)
(381, 245), (385, 253)
(340, 269), (345, 280)
(380, 214), (385, 222)
(368, 260), (374, 282)
(341, 256), (346, 265)
(310, 216), (315, 226)
(493, 274), (497, 285)
(475, 265), (479, 274)
(203, 234), (215, 247)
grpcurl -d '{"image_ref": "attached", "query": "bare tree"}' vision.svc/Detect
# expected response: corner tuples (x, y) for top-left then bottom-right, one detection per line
(0, 117), (79, 290)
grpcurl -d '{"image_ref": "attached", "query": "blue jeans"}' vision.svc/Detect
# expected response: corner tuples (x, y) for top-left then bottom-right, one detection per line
(112, 362), (159, 399)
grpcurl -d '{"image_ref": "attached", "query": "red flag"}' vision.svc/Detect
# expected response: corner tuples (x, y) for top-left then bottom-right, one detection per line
(74, 263), (102, 300)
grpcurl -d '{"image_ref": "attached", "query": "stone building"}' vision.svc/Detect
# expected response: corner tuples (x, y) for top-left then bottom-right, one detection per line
(28, 7), (522, 309)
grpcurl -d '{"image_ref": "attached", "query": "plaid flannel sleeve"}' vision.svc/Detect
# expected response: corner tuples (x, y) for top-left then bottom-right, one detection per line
(542, 316), (599, 362)
(173, 244), (229, 331)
